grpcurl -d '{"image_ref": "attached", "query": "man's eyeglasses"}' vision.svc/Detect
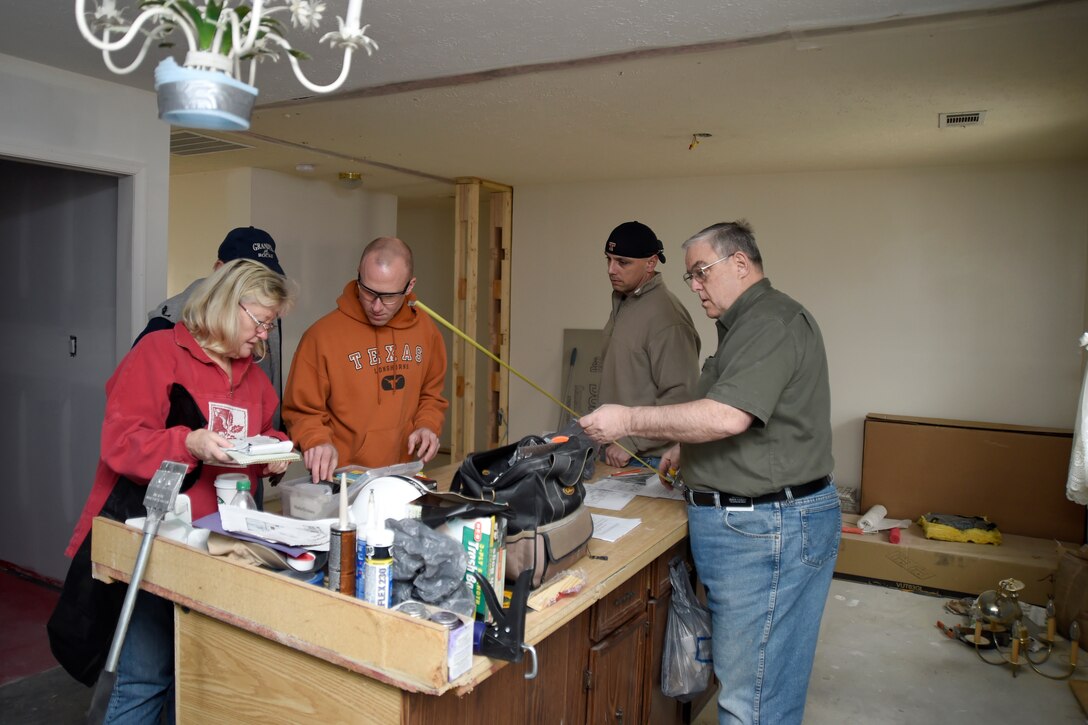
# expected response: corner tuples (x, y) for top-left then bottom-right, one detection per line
(357, 278), (410, 306)
(683, 253), (737, 285)
(239, 303), (276, 332)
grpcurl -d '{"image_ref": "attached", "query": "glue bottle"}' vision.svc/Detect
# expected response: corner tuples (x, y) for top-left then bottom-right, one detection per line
(231, 480), (258, 510)
(364, 527), (395, 608)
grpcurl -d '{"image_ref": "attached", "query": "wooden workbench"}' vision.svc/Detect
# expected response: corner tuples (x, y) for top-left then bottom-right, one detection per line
(90, 464), (692, 723)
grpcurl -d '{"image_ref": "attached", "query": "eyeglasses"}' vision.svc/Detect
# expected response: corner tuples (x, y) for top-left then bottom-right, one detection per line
(239, 303), (276, 333)
(357, 278), (410, 306)
(683, 253), (737, 285)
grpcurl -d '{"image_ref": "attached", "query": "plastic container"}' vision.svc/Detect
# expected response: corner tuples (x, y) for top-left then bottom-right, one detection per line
(279, 463), (422, 520)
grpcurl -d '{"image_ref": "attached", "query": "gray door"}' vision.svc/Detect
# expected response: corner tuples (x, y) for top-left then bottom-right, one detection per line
(0, 158), (119, 582)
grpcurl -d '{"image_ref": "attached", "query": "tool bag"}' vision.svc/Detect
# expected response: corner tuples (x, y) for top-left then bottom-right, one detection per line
(451, 431), (597, 589)
(504, 506), (594, 589)
(451, 432), (596, 535)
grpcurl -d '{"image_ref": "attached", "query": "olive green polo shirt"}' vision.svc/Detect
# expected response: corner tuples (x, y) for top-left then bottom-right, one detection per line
(681, 278), (833, 497)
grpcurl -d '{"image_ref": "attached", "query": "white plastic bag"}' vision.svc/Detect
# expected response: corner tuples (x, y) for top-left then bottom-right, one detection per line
(661, 557), (713, 700)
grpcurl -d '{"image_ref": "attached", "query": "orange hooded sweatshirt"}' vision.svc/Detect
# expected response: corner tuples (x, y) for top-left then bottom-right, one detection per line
(283, 281), (448, 468)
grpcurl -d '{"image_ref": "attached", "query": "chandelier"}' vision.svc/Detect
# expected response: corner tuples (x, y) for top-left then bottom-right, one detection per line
(75, 1), (378, 131)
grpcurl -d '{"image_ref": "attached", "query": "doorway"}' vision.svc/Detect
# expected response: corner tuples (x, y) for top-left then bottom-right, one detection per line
(0, 158), (120, 582)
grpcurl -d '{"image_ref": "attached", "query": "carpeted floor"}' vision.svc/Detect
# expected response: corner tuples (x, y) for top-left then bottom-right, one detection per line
(0, 570), (63, 687)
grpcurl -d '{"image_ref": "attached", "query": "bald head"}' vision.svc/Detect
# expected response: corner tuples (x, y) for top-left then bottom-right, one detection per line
(360, 236), (414, 277)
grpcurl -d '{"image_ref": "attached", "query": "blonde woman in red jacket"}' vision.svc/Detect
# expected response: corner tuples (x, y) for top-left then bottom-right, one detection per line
(52, 259), (294, 723)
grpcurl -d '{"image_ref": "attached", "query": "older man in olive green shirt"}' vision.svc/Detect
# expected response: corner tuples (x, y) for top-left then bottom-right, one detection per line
(581, 220), (840, 725)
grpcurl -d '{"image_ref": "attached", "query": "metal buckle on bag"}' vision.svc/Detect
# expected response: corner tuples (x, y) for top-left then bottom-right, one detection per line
(723, 494), (754, 512)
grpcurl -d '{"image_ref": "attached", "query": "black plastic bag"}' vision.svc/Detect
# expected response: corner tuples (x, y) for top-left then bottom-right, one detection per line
(661, 557), (713, 700)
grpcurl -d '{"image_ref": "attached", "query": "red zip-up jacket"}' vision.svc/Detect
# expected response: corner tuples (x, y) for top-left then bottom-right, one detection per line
(66, 324), (285, 557)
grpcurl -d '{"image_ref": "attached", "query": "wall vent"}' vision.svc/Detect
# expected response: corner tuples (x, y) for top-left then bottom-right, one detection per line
(170, 131), (253, 156)
(938, 111), (986, 128)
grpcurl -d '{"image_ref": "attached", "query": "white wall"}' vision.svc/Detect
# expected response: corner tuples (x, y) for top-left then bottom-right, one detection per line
(169, 168), (399, 379)
(0, 53), (170, 349)
(510, 163), (1088, 493)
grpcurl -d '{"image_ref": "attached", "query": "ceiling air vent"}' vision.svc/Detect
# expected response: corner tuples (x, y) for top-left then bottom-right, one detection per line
(938, 111), (986, 128)
(170, 130), (253, 156)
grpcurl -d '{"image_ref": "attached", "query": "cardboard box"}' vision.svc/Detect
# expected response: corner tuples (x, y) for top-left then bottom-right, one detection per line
(440, 515), (507, 619)
(860, 413), (1081, 543)
(836, 514), (1062, 605)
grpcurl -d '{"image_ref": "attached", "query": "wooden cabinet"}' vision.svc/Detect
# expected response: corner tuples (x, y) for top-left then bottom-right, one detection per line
(406, 544), (707, 725)
(586, 611), (648, 725)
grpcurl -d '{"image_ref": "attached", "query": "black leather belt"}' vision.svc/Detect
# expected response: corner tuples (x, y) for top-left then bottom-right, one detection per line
(684, 476), (831, 509)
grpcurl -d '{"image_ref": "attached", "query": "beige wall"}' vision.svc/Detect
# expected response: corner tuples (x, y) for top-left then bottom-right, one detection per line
(509, 162), (1088, 493)
(168, 168), (398, 381)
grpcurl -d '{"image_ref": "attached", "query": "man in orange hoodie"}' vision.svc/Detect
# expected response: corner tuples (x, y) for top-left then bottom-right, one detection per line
(284, 237), (449, 483)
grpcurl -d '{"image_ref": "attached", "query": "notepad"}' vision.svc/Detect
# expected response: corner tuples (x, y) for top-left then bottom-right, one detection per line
(224, 436), (300, 465)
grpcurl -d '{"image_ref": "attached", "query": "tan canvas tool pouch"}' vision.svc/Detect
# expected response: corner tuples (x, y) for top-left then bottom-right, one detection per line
(505, 506), (594, 590)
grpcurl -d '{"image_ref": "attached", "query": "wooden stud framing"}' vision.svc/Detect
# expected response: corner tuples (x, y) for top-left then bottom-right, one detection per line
(452, 177), (512, 460)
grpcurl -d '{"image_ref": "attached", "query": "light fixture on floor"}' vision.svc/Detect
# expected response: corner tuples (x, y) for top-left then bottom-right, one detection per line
(338, 171), (363, 189)
(74, 1), (379, 131)
(968, 577), (1082, 679)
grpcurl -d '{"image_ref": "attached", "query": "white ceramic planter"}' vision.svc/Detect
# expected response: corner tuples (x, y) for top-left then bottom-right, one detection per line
(154, 57), (258, 131)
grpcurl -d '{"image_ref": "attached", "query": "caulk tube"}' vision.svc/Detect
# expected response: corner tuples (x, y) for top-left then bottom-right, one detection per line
(355, 490), (378, 599)
(327, 472), (357, 595)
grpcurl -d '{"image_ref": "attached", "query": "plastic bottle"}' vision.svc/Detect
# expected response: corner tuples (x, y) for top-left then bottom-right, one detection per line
(231, 479), (258, 510)
(364, 527), (395, 608)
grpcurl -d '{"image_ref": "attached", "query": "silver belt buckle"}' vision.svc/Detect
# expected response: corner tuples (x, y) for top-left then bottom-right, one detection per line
(723, 494), (754, 512)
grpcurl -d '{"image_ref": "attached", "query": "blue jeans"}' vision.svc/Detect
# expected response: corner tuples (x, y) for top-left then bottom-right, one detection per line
(104, 590), (175, 724)
(687, 484), (841, 725)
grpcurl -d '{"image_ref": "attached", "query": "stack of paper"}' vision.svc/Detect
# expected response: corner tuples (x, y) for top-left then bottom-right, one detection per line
(225, 435), (300, 465)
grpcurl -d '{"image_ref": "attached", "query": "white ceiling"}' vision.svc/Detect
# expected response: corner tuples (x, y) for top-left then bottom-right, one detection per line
(2, 0), (1086, 198)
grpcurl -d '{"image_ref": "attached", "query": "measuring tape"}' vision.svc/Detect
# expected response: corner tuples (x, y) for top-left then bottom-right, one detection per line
(410, 298), (664, 476)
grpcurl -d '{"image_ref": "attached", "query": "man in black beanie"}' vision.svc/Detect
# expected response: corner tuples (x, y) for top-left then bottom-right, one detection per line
(598, 221), (700, 467)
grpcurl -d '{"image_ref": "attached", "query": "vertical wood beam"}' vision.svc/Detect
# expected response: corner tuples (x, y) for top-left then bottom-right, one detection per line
(452, 180), (480, 461)
(488, 190), (512, 447)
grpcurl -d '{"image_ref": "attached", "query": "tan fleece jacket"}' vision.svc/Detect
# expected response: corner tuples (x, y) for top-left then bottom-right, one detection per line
(283, 281), (448, 468)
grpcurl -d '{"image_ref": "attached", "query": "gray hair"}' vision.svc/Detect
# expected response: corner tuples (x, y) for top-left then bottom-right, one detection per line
(682, 220), (763, 268)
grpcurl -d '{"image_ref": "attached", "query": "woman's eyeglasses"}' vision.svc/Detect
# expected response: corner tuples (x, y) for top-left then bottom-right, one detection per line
(239, 303), (276, 332)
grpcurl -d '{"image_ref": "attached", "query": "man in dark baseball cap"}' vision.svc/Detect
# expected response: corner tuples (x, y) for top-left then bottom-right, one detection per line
(597, 220), (700, 467)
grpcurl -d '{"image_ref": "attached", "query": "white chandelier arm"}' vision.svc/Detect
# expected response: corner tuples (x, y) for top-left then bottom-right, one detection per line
(286, 46), (355, 93)
(100, 30), (162, 75)
(74, 1), (196, 54)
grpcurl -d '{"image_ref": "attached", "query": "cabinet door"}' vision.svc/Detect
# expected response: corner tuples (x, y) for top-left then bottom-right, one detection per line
(586, 612), (648, 725)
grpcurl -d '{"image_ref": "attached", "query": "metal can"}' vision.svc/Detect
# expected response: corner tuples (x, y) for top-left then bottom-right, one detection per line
(396, 601), (428, 619)
(429, 610), (463, 630)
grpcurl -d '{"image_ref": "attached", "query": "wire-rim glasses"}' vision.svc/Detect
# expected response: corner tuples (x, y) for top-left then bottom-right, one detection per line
(683, 252), (737, 285)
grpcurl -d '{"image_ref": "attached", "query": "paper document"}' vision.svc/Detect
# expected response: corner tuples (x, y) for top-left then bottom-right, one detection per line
(218, 505), (330, 550)
(590, 514), (640, 542)
(594, 475), (684, 501)
(584, 487), (635, 511)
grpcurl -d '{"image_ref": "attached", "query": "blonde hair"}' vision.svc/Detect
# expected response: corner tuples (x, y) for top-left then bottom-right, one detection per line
(182, 259), (293, 360)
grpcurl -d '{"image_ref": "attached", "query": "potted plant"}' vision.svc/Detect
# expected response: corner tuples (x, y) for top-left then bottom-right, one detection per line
(75, 0), (378, 130)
